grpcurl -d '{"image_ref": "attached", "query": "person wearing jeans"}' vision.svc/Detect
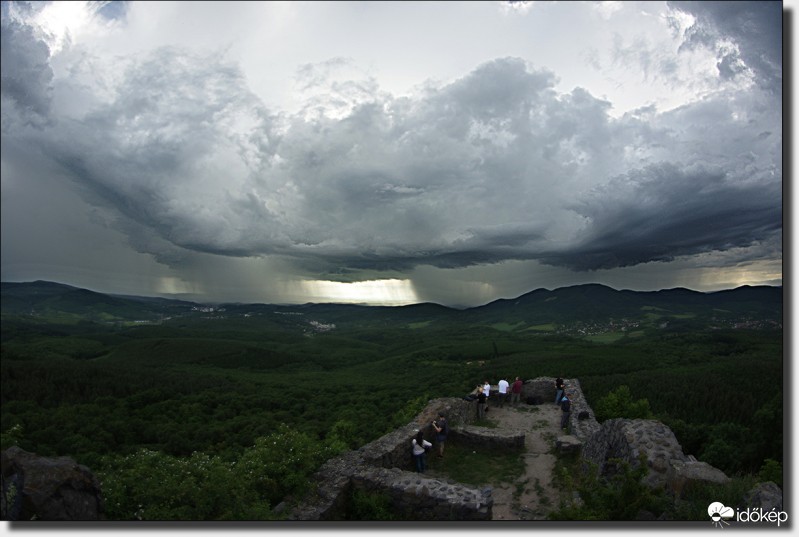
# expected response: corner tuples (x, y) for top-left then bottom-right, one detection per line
(412, 430), (432, 473)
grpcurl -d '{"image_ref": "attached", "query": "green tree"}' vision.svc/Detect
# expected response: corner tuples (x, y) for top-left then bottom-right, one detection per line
(234, 424), (334, 506)
(99, 448), (265, 520)
(327, 419), (358, 451)
(0, 424), (24, 450)
(758, 459), (782, 488)
(700, 422), (752, 474)
(550, 455), (670, 520)
(594, 385), (653, 422)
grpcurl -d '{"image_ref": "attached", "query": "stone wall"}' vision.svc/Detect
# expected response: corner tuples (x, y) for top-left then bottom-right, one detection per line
(289, 396), (489, 520)
(288, 376), (776, 520)
(289, 378), (600, 520)
(561, 378), (601, 441)
(360, 397), (475, 471)
(449, 426), (525, 451)
(522, 377), (601, 442)
(351, 467), (492, 520)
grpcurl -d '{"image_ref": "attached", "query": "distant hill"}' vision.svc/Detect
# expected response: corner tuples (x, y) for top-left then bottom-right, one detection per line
(467, 283), (782, 326)
(0, 281), (196, 323)
(0, 280), (782, 331)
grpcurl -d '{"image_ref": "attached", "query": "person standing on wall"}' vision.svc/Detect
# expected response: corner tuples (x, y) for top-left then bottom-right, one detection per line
(510, 376), (523, 406)
(498, 377), (509, 408)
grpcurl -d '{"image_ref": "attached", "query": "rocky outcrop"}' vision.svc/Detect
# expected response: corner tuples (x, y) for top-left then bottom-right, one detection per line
(582, 418), (687, 488)
(742, 482), (783, 511)
(1, 446), (104, 521)
(581, 418), (730, 496)
(669, 458), (730, 498)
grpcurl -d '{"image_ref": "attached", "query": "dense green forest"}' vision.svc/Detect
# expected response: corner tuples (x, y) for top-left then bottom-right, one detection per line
(0, 282), (784, 520)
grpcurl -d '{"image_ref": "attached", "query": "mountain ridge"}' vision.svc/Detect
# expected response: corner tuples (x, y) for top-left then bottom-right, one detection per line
(1, 280), (782, 331)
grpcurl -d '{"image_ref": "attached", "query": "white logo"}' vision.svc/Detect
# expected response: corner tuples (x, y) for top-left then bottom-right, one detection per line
(708, 502), (734, 528)
(708, 502), (788, 528)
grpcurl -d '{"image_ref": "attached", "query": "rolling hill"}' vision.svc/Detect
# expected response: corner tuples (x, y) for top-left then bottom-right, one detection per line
(0, 280), (782, 334)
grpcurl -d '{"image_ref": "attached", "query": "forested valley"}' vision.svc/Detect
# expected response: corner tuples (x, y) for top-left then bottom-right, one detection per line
(0, 282), (783, 520)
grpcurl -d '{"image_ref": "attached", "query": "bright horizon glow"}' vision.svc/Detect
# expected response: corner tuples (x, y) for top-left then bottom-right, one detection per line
(295, 278), (419, 306)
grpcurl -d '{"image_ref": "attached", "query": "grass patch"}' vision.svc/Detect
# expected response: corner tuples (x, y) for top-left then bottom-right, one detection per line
(407, 321), (432, 329)
(345, 488), (396, 520)
(531, 419), (550, 430)
(490, 322), (525, 332)
(428, 442), (525, 487)
(524, 323), (557, 332)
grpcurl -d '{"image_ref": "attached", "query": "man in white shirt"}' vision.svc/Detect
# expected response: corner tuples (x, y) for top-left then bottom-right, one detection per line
(498, 378), (509, 408)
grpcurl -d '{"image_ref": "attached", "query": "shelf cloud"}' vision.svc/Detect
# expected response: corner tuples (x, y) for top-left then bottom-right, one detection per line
(0, 1), (783, 305)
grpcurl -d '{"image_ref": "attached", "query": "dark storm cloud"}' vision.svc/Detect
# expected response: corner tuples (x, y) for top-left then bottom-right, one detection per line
(669, 1), (782, 92)
(0, 18), (53, 125)
(37, 47), (284, 264)
(542, 163), (782, 270)
(1, 31), (782, 280)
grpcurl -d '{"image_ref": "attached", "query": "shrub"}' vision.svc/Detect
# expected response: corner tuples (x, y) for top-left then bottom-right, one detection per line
(594, 385), (653, 422)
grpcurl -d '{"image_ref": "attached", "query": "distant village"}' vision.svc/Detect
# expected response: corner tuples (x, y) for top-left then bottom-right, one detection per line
(83, 305), (781, 335)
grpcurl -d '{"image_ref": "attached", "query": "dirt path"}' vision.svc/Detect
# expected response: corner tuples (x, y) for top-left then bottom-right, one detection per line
(485, 401), (564, 520)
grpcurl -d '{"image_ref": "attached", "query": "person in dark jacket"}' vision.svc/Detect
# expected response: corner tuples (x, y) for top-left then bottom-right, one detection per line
(432, 413), (448, 458)
(477, 389), (487, 420)
(555, 376), (565, 404)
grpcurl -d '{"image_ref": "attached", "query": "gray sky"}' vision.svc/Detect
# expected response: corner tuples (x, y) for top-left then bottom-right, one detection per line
(0, 1), (784, 307)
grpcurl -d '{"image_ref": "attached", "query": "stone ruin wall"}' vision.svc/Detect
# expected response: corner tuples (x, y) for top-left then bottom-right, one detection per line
(519, 377), (601, 441)
(289, 376), (780, 520)
(288, 396), (496, 520)
(289, 377), (587, 520)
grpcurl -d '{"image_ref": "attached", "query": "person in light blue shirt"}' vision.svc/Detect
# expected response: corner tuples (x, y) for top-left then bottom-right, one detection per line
(559, 392), (571, 431)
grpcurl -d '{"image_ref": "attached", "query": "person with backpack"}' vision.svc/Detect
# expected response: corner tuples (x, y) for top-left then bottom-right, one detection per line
(411, 430), (432, 473)
(432, 413), (449, 458)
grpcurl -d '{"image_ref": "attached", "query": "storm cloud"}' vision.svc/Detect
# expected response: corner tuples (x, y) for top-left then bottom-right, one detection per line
(0, 1), (783, 304)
